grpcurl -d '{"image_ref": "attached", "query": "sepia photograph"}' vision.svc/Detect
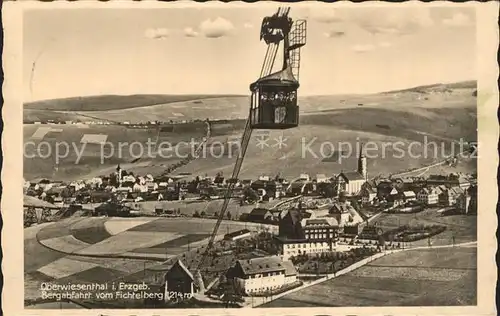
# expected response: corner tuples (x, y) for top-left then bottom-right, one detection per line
(1, 1), (497, 314)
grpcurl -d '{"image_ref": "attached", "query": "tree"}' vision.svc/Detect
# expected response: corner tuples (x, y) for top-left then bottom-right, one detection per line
(387, 233), (395, 244)
(243, 187), (259, 203)
(221, 282), (241, 308)
(320, 183), (335, 198)
(338, 191), (348, 203)
(378, 235), (386, 247)
(201, 210), (206, 217)
(193, 210), (200, 218)
(227, 212), (232, 220)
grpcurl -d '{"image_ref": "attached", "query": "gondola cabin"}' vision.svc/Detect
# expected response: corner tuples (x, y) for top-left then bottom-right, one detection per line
(249, 66), (299, 129)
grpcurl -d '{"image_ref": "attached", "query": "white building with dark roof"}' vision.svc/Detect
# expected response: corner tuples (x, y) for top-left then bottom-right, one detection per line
(403, 191), (417, 202)
(224, 229), (252, 241)
(276, 214), (339, 260)
(417, 187), (439, 205)
(336, 171), (365, 195)
(226, 256), (297, 295)
(335, 145), (368, 195)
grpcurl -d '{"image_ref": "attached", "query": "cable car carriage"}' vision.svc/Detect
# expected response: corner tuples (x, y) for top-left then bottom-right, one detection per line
(248, 8), (305, 130)
(249, 67), (299, 129)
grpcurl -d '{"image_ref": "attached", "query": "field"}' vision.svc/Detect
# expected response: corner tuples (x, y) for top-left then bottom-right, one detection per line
(261, 246), (477, 307)
(25, 215), (266, 304)
(23, 123), (206, 181)
(126, 198), (281, 219)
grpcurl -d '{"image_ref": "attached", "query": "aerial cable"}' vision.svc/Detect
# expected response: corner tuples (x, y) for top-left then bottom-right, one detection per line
(30, 38), (55, 99)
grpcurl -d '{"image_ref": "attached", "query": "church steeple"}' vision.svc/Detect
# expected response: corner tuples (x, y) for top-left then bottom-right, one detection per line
(358, 143), (367, 180)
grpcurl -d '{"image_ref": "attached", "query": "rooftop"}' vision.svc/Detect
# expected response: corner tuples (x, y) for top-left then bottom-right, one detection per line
(237, 256), (297, 276)
(340, 171), (365, 182)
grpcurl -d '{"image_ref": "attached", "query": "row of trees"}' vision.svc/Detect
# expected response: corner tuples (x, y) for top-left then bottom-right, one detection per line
(290, 247), (380, 274)
(193, 210), (232, 220)
(290, 246), (378, 266)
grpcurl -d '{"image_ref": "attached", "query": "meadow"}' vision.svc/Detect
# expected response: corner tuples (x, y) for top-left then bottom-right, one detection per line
(371, 209), (477, 246)
(261, 246), (476, 307)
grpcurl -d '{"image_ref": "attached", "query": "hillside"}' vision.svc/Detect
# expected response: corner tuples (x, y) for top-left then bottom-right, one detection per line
(381, 80), (476, 94)
(24, 94), (245, 112)
(171, 106), (476, 180)
(23, 81), (477, 123)
(23, 102), (477, 181)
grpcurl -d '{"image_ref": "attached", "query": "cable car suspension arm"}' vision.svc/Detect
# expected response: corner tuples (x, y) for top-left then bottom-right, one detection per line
(196, 118), (253, 269)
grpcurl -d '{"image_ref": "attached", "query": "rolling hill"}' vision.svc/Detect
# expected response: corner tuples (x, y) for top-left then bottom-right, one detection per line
(381, 80), (476, 94)
(23, 81), (477, 123)
(24, 94), (245, 112)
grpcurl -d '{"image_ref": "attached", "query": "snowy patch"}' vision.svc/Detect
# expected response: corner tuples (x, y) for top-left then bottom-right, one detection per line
(37, 257), (99, 279)
(104, 218), (157, 235)
(80, 134), (108, 144)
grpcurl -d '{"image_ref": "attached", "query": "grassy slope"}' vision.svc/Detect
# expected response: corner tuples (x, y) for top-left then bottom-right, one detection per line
(171, 103), (476, 179)
(261, 247), (476, 307)
(24, 94), (245, 112)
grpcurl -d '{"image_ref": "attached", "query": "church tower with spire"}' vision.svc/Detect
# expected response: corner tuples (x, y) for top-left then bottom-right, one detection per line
(357, 143), (367, 180)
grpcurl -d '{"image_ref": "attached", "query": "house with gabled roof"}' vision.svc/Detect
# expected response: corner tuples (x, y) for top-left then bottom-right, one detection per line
(456, 185), (476, 214)
(335, 145), (368, 195)
(164, 259), (198, 300)
(360, 185), (377, 205)
(247, 208), (273, 223)
(439, 186), (464, 206)
(417, 187), (439, 205)
(224, 229), (252, 241)
(329, 202), (364, 227)
(336, 171), (365, 196)
(225, 256), (297, 295)
(402, 191), (417, 202)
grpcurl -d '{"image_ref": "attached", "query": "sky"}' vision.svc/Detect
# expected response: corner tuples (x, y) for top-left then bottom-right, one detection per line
(23, 5), (477, 102)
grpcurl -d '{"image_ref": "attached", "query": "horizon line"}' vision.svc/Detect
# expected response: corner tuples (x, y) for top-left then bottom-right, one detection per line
(24, 79), (477, 104)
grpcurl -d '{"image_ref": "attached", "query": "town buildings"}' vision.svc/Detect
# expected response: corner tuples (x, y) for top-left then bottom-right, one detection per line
(426, 174), (471, 190)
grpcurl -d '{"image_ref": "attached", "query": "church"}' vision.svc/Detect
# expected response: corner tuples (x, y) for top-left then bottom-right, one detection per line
(335, 145), (367, 196)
